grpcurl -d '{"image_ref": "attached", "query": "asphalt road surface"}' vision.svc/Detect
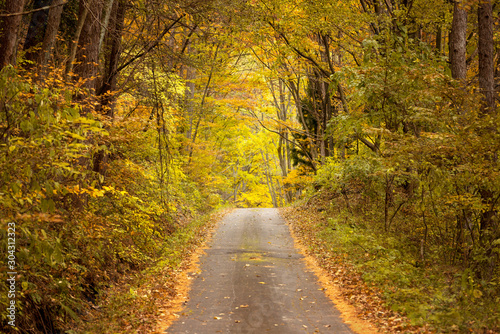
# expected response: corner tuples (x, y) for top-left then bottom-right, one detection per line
(166, 208), (353, 334)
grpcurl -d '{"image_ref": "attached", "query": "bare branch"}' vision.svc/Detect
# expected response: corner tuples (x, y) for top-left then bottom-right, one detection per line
(0, 0), (68, 17)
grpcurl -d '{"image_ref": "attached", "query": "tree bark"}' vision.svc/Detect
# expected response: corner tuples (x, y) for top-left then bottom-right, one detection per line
(477, 0), (497, 257)
(478, 0), (495, 114)
(74, 0), (103, 92)
(449, 1), (467, 82)
(40, 0), (65, 68)
(98, 0), (115, 55)
(97, 0), (125, 117)
(0, 0), (27, 69)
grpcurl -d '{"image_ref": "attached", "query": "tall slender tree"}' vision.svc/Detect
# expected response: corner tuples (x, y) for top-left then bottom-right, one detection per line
(477, 0), (495, 113)
(449, 1), (468, 82)
(97, 0), (126, 117)
(74, 0), (103, 92)
(40, 0), (65, 67)
(0, 0), (27, 68)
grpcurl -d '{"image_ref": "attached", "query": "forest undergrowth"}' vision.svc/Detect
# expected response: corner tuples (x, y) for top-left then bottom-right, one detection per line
(74, 209), (226, 334)
(0, 67), (223, 333)
(282, 188), (500, 334)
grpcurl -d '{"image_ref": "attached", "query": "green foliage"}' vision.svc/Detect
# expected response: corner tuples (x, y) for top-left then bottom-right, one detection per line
(0, 65), (213, 333)
(81, 211), (219, 333)
(310, 29), (500, 331)
(316, 217), (500, 332)
(316, 156), (382, 192)
(0, 65), (107, 331)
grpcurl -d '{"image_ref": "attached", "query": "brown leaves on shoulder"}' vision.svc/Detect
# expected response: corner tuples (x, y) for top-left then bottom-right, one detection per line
(280, 200), (430, 334)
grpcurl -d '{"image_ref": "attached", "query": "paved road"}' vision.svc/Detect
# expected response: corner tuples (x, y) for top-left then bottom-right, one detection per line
(166, 208), (353, 334)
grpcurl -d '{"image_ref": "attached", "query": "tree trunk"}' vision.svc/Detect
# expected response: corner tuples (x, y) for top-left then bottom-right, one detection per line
(477, 0), (497, 271)
(449, 1), (467, 81)
(435, 21), (442, 54)
(97, 0), (125, 117)
(74, 0), (103, 92)
(277, 79), (289, 177)
(40, 0), (65, 68)
(288, 79), (317, 171)
(185, 66), (195, 140)
(98, 0), (115, 55)
(476, 0), (497, 281)
(23, 0), (51, 65)
(0, 0), (27, 69)
(65, 4), (88, 79)
(478, 0), (495, 114)
(261, 150), (278, 208)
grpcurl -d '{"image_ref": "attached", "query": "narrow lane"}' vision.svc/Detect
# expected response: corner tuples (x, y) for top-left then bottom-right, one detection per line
(166, 208), (353, 334)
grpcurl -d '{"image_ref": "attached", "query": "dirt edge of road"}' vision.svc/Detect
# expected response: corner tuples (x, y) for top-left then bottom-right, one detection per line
(282, 211), (381, 334)
(154, 209), (232, 333)
(154, 247), (206, 333)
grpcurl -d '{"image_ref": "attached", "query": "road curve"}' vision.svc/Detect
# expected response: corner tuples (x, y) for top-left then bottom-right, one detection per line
(166, 208), (353, 334)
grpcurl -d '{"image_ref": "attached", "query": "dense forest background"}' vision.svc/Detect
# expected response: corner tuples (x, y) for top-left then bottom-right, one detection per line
(0, 0), (499, 332)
